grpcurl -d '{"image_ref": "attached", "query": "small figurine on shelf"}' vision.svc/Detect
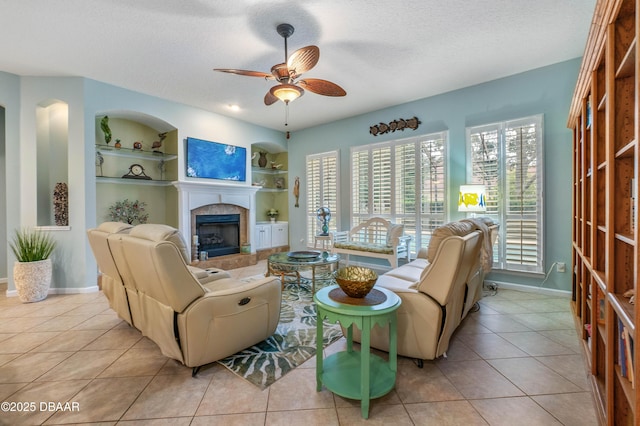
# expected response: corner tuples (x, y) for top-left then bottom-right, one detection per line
(151, 132), (167, 152)
(95, 151), (104, 176)
(133, 141), (142, 150)
(267, 208), (279, 223)
(114, 139), (121, 149)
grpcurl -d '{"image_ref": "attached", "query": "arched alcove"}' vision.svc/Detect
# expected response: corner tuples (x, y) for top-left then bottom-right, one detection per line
(36, 99), (68, 227)
(94, 110), (178, 226)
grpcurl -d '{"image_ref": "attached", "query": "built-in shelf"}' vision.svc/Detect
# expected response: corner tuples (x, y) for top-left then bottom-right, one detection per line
(96, 144), (178, 162)
(96, 176), (175, 186)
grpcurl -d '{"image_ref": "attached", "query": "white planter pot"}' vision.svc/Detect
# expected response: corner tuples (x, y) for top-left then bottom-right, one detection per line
(13, 259), (52, 303)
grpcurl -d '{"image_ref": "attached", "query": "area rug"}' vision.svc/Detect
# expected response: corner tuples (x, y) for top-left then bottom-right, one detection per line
(217, 276), (343, 389)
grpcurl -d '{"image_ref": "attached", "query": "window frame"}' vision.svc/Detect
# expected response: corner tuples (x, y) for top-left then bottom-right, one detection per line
(305, 150), (340, 245)
(466, 114), (545, 274)
(349, 132), (448, 255)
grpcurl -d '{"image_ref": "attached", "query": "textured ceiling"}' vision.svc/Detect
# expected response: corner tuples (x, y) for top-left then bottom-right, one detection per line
(0, 0), (596, 131)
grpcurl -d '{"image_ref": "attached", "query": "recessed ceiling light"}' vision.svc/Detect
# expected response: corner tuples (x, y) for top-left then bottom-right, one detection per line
(228, 104), (240, 111)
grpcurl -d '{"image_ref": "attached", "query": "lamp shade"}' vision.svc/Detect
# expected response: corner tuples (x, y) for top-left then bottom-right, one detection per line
(458, 185), (486, 212)
(270, 84), (304, 104)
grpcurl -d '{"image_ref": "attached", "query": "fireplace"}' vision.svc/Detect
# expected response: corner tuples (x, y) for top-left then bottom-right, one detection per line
(196, 214), (240, 257)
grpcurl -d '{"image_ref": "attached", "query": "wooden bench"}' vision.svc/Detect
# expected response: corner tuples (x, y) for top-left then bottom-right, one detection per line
(331, 217), (411, 269)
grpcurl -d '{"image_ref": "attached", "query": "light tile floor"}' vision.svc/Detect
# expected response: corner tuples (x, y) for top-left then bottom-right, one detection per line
(0, 261), (599, 425)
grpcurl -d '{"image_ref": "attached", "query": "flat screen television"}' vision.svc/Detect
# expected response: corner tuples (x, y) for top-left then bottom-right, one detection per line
(185, 137), (246, 182)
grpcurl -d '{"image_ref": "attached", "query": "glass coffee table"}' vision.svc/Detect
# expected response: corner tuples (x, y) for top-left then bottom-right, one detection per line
(267, 251), (340, 293)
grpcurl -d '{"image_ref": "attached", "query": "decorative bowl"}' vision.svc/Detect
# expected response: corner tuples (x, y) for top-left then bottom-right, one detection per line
(334, 266), (378, 298)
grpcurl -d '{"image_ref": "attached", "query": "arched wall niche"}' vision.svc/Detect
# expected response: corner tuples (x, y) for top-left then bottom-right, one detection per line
(36, 99), (68, 227)
(94, 110), (179, 227)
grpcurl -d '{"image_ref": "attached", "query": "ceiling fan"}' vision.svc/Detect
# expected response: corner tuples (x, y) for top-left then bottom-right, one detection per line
(214, 23), (346, 107)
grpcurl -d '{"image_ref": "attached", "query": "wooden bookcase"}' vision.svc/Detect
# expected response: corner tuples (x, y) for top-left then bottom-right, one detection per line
(568, 0), (640, 424)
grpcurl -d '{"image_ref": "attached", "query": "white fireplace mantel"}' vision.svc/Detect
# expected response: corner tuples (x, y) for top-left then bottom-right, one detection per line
(173, 181), (260, 256)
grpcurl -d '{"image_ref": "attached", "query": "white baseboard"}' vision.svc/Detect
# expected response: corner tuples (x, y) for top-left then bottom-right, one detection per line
(484, 279), (571, 297)
(5, 286), (100, 298)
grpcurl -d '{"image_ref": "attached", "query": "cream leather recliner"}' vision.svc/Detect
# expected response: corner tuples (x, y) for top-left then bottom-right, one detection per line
(349, 225), (483, 364)
(88, 223), (282, 375)
(87, 221), (134, 325)
(87, 222), (232, 326)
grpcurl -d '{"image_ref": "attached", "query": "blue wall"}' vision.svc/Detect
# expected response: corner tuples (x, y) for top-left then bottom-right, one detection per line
(288, 58), (581, 292)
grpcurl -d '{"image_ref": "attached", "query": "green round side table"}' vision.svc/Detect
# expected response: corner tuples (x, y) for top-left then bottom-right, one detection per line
(314, 284), (401, 419)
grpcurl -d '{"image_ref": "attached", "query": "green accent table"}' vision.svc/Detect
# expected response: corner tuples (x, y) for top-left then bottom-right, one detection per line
(314, 284), (401, 419)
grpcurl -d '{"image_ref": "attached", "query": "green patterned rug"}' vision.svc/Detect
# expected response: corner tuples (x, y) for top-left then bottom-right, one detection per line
(217, 277), (343, 389)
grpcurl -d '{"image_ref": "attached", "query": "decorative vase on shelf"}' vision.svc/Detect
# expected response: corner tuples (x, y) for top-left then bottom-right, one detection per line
(258, 152), (268, 168)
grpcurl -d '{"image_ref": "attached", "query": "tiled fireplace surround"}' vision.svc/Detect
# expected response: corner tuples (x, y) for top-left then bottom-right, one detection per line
(173, 181), (260, 270)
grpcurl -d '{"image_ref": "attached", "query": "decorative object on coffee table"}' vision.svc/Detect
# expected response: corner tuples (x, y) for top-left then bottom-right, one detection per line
(334, 266), (377, 298)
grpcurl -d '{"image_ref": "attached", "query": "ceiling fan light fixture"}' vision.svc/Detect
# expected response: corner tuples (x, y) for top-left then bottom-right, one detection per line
(270, 84), (304, 104)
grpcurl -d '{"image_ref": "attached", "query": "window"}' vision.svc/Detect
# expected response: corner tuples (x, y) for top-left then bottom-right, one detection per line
(467, 115), (544, 273)
(306, 151), (339, 244)
(351, 133), (447, 253)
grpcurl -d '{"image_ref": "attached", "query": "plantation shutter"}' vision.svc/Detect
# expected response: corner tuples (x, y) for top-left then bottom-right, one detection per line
(504, 119), (542, 271)
(306, 151), (339, 244)
(349, 132), (447, 254)
(372, 146), (392, 216)
(420, 137), (446, 250)
(352, 147), (370, 227)
(467, 115), (543, 273)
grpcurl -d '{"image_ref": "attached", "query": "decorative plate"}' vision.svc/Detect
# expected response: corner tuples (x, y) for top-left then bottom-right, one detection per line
(287, 250), (321, 259)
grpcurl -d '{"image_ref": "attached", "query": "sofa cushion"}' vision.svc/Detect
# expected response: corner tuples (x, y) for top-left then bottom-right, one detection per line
(426, 221), (475, 263)
(407, 258), (430, 269)
(332, 241), (394, 254)
(384, 264), (423, 285)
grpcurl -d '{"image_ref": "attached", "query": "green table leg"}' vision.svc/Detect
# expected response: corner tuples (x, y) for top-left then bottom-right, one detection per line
(390, 312), (398, 374)
(361, 316), (371, 419)
(316, 308), (323, 392)
(346, 324), (353, 353)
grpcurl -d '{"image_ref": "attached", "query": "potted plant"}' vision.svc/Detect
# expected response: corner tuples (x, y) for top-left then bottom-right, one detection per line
(107, 199), (149, 224)
(267, 208), (279, 223)
(10, 228), (56, 303)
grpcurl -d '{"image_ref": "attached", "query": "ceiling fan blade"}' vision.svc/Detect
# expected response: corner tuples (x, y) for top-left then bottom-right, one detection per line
(287, 46), (319, 78)
(264, 90), (279, 105)
(213, 68), (275, 80)
(297, 79), (346, 97)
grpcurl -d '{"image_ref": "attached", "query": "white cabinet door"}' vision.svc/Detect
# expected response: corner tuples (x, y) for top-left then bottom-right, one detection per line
(255, 224), (272, 250)
(271, 223), (289, 247)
